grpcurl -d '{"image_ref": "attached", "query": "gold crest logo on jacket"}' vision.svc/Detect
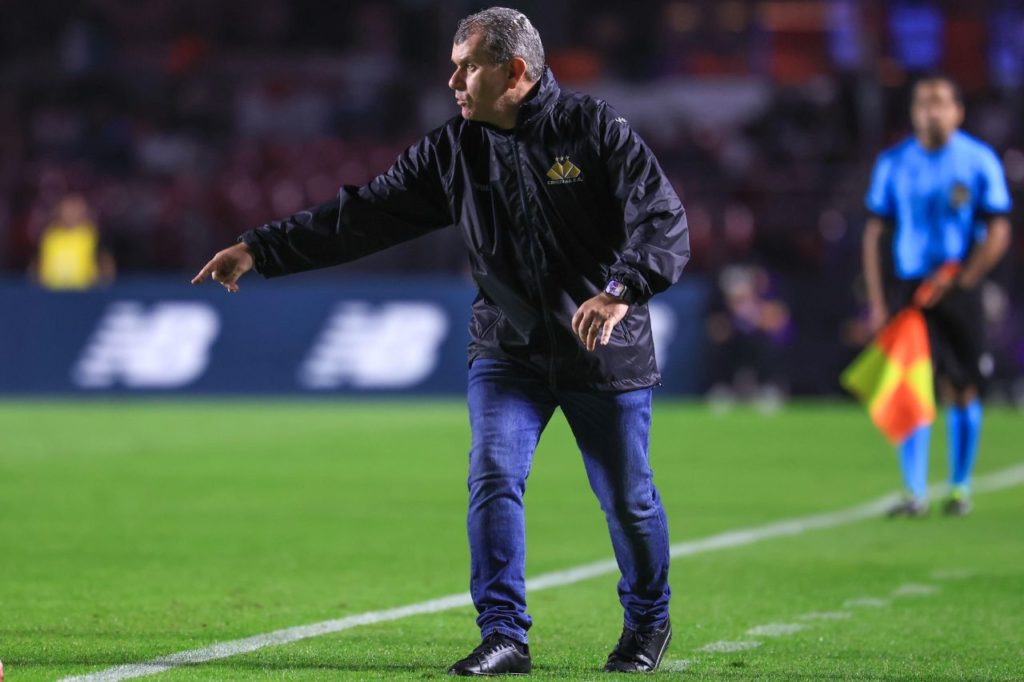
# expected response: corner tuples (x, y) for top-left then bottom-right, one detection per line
(546, 155), (583, 185)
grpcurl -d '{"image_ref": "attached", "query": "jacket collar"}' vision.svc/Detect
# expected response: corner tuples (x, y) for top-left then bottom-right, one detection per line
(515, 67), (559, 128)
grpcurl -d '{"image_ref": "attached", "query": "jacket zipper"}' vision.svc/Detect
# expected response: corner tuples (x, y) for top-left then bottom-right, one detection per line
(510, 133), (559, 390)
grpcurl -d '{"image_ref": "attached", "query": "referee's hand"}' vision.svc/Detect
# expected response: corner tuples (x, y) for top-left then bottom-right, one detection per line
(191, 242), (254, 293)
(572, 293), (629, 352)
(913, 263), (960, 309)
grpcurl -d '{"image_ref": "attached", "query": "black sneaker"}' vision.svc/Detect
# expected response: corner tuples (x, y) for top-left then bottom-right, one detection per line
(885, 497), (930, 518)
(603, 618), (672, 673)
(447, 633), (532, 676)
(942, 495), (972, 517)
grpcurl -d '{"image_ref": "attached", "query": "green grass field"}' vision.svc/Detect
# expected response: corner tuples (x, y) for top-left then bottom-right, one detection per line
(1, 400), (1022, 681)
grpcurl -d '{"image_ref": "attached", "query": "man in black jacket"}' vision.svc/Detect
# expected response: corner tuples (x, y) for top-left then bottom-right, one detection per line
(193, 7), (689, 675)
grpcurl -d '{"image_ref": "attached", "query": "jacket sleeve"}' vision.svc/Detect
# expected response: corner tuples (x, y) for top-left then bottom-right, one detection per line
(239, 131), (454, 277)
(599, 103), (690, 305)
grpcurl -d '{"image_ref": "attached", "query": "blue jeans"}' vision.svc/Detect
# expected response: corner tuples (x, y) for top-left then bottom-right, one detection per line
(466, 357), (671, 644)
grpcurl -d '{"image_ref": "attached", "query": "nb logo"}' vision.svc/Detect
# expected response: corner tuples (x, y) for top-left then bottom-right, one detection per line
(612, 116), (628, 125)
(649, 302), (676, 371)
(73, 302), (220, 388)
(298, 302), (449, 389)
(546, 155), (583, 185)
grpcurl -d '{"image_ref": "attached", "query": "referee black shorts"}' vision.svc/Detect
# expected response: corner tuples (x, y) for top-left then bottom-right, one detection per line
(885, 279), (988, 391)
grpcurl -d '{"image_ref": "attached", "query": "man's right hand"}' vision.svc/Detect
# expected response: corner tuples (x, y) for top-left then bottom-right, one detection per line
(191, 242), (254, 293)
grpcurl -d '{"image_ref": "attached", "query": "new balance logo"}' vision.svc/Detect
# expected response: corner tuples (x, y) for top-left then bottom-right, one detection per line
(298, 302), (449, 389)
(546, 155), (583, 185)
(649, 302), (676, 371)
(72, 302), (220, 388)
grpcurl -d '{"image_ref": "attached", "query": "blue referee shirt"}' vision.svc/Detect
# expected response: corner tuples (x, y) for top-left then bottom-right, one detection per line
(865, 131), (1012, 280)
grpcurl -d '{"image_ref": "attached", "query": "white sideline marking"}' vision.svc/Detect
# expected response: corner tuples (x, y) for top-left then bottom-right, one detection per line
(799, 611), (852, 621)
(61, 463), (1024, 682)
(695, 571), (952, 669)
(696, 572), (952, 669)
(746, 623), (807, 637)
(843, 597), (890, 608)
(892, 583), (939, 597)
(699, 640), (762, 653)
(662, 659), (694, 671)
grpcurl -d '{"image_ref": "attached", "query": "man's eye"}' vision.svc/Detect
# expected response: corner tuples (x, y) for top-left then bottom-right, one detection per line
(467, 64), (476, 72)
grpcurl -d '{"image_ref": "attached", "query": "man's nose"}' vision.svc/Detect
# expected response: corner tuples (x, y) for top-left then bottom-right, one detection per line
(449, 71), (463, 91)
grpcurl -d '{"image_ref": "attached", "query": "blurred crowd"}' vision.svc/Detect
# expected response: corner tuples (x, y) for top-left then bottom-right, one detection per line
(2, 0), (1023, 397)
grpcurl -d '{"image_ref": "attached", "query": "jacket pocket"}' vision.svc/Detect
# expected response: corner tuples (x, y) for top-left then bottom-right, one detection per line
(615, 309), (634, 345)
(470, 305), (504, 340)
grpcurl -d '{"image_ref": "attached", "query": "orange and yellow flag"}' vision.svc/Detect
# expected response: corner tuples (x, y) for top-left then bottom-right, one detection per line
(841, 308), (935, 444)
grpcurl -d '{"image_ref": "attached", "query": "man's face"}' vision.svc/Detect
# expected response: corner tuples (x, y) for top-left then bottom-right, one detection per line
(449, 31), (514, 125)
(911, 80), (963, 148)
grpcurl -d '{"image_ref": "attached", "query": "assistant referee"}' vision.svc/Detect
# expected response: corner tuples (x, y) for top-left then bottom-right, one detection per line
(862, 74), (1012, 517)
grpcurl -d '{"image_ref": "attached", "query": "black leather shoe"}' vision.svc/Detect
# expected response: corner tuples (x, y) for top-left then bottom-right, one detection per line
(603, 618), (672, 672)
(447, 633), (532, 676)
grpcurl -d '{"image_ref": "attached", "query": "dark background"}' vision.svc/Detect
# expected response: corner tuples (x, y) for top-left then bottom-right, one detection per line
(2, 0), (1022, 398)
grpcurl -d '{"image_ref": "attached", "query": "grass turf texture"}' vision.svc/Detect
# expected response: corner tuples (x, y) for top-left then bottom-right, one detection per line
(0, 401), (1021, 681)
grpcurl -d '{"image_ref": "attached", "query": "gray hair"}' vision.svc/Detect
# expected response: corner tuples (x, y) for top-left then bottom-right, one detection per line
(454, 7), (546, 82)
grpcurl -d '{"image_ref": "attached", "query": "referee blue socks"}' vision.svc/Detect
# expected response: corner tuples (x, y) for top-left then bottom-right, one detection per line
(899, 425), (931, 501)
(895, 402), (981, 504)
(948, 399), (982, 494)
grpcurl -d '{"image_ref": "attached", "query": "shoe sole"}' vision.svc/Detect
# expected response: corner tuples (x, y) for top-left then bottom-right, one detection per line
(447, 662), (532, 677)
(886, 508), (930, 518)
(448, 672), (529, 677)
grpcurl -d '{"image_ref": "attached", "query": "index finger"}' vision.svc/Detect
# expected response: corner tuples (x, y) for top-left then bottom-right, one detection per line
(191, 259), (216, 285)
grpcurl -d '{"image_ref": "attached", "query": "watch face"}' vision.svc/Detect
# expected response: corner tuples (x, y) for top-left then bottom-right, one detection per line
(605, 280), (626, 297)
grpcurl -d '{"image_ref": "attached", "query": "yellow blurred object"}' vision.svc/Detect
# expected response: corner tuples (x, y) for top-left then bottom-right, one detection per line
(37, 222), (101, 290)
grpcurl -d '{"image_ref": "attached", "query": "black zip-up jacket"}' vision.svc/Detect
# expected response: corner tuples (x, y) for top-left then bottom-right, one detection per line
(240, 68), (690, 391)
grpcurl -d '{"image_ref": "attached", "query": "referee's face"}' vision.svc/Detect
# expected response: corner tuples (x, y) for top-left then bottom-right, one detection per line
(449, 32), (518, 127)
(911, 81), (964, 149)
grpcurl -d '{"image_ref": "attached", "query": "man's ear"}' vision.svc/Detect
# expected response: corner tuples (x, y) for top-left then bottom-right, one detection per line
(505, 57), (529, 89)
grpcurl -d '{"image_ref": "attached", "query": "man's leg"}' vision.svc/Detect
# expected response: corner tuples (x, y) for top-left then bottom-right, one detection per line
(466, 358), (556, 645)
(932, 285), (986, 514)
(884, 278), (931, 517)
(898, 425), (931, 500)
(945, 386), (981, 514)
(558, 386), (671, 631)
(947, 390), (982, 492)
